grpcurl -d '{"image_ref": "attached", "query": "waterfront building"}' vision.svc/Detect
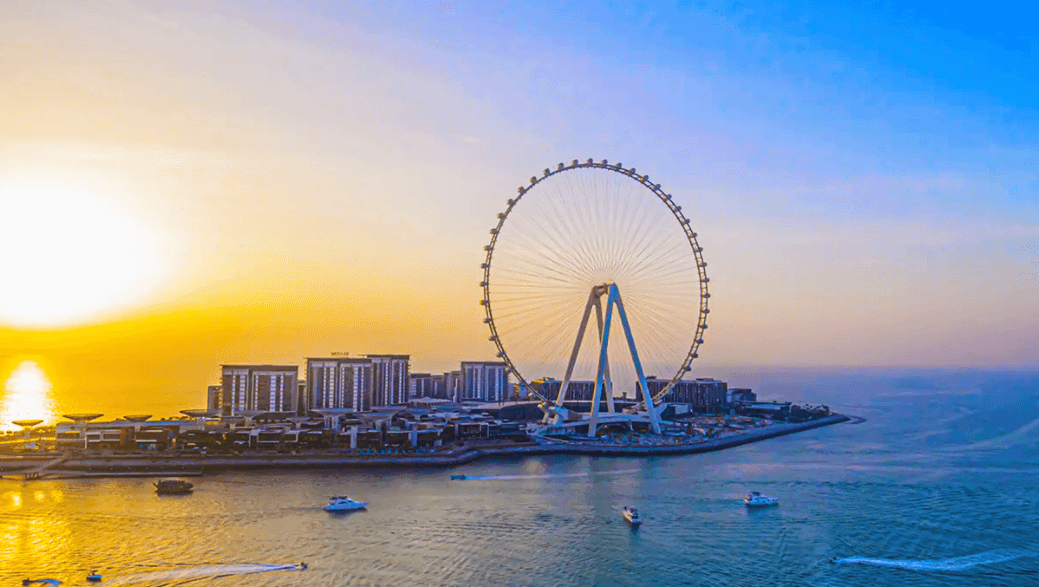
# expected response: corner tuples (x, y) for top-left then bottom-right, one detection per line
(220, 365), (299, 416)
(728, 388), (757, 403)
(532, 378), (596, 401)
(460, 361), (509, 402)
(444, 370), (462, 402)
(410, 373), (448, 399)
(638, 377), (728, 413)
(514, 381), (532, 400)
(367, 354), (410, 406)
(297, 380), (309, 414)
(207, 385), (222, 412)
(307, 357), (374, 413)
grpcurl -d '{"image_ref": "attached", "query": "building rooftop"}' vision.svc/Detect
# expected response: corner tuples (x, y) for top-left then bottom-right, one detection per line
(220, 364), (299, 371)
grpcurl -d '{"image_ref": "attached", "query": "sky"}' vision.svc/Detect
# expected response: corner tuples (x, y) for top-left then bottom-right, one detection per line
(1, 0), (1037, 417)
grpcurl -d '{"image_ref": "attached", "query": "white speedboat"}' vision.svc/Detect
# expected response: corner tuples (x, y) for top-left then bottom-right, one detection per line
(622, 506), (642, 525)
(324, 496), (367, 512)
(743, 491), (779, 508)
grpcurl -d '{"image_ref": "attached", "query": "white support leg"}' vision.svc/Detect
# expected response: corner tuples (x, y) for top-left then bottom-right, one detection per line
(588, 290), (615, 437)
(551, 289), (598, 425)
(593, 297), (616, 414)
(611, 285), (662, 435)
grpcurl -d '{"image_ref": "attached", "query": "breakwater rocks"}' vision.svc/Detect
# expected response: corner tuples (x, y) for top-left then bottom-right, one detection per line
(0, 414), (849, 476)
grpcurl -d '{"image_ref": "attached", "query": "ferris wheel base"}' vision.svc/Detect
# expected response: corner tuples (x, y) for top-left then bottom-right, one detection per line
(535, 409), (665, 437)
(540, 283), (664, 436)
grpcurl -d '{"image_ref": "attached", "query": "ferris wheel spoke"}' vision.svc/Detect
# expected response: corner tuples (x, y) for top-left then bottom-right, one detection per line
(526, 180), (603, 277)
(496, 250), (591, 285)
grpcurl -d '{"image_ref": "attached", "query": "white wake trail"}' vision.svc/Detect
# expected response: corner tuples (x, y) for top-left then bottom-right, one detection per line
(103, 563), (301, 585)
(836, 548), (1031, 572)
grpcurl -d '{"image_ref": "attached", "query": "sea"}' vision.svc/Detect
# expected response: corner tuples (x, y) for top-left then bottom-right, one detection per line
(2, 367), (1039, 587)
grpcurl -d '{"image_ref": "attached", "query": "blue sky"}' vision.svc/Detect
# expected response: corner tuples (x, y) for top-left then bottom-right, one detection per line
(280, 0), (1038, 214)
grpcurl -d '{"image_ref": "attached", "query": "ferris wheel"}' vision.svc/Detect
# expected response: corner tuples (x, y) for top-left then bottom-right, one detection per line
(480, 159), (710, 435)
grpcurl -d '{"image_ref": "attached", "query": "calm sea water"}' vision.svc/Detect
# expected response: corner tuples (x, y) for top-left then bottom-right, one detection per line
(3, 368), (1038, 587)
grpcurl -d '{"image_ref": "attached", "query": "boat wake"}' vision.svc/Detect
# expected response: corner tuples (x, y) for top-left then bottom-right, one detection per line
(103, 563), (301, 585)
(835, 548), (1033, 572)
(460, 468), (641, 481)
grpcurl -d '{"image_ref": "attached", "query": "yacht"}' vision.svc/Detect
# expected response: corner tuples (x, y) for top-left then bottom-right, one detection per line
(450, 474), (467, 480)
(743, 491), (779, 508)
(324, 496), (368, 512)
(155, 479), (194, 495)
(622, 506), (642, 525)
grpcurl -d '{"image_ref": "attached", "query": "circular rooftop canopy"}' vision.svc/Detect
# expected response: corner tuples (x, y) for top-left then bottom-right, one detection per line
(62, 413), (103, 422)
(181, 409), (219, 418)
(11, 419), (44, 428)
(121, 414), (153, 422)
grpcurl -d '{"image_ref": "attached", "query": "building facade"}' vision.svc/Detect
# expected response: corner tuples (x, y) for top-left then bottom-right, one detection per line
(638, 377), (728, 413)
(307, 357), (374, 412)
(220, 365), (299, 415)
(460, 361), (509, 402)
(410, 373), (448, 399)
(728, 388), (757, 403)
(207, 385), (222, 412)
(533, 378), (596, 401)
(367, 354), (410, 407)
(444, 370), (462, 402)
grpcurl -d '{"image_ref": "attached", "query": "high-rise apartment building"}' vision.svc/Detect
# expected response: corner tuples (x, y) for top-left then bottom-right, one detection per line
(638, 377), (728, 413)
(444, 370), (462, 402)
(409, 373), (447, 399)
(220, 365), (299, 415)
(207, 385), (222, 412)
(532, 378), (595, 401)
(307, 357), (373, 412)
(366, 354), (410, 407)
(460, 361), (509, 402)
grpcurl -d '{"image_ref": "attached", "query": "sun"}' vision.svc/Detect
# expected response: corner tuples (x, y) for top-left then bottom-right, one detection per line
(0, 181), (169, 328)
(0, 360), (56, 429)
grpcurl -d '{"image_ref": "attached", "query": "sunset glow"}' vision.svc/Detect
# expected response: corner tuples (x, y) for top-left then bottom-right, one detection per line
(0, 360), (56, 430)
(0, 182), (169, 328)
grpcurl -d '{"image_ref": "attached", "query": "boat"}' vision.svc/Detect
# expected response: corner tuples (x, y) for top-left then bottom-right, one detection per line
(86, 571), (102, 582)
(450, 474), (467, 480)
(22, 580), (62, 586)
(324, 495), (367, 512)
(155, 479), (194, 494)
(743, 491), (779, 507)
(621, 506), (642, 525)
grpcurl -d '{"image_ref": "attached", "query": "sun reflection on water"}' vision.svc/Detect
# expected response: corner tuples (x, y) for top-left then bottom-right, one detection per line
(0, 489), (71, 573)
(1, 360), (57, 431)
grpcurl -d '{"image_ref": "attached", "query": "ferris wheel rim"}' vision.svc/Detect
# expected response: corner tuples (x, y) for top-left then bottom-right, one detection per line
(480, 158), (710, 404)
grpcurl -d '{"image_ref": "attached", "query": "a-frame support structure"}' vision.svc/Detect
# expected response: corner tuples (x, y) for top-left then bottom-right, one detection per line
(549, 283), (662, 436)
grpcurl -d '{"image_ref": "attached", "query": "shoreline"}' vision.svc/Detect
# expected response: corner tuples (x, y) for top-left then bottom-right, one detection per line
(0, 414), (849, 477)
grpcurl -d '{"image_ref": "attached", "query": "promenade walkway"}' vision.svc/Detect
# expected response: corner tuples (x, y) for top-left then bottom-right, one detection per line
(20, 455), (69, 480)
